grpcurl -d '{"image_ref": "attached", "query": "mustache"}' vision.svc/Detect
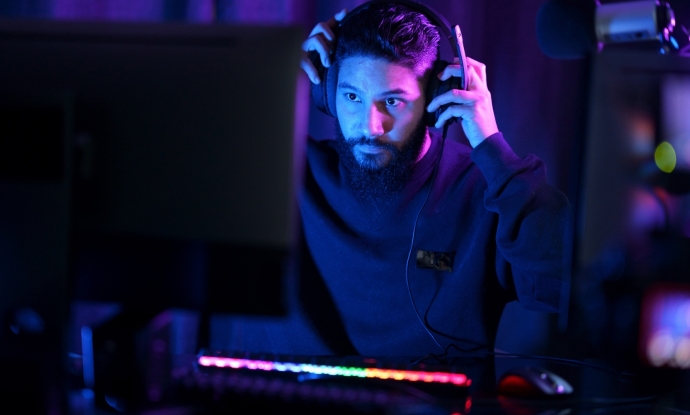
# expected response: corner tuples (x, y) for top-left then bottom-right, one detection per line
(348, 137), (398, 152)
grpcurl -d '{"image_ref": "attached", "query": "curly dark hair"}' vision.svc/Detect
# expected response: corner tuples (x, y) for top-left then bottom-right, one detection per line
(335, 2), (441, 80)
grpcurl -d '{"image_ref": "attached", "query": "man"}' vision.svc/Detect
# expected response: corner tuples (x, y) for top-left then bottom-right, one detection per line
(222, 2), (570, 358)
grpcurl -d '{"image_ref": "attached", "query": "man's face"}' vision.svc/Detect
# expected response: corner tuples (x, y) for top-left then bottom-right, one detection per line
(335, 56), (428, 170)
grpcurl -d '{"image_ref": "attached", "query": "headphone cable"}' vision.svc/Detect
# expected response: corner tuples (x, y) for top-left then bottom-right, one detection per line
(404, 124), (450, 352)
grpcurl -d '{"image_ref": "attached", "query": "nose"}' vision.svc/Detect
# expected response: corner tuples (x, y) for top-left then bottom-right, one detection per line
(362, 103), (386, 138)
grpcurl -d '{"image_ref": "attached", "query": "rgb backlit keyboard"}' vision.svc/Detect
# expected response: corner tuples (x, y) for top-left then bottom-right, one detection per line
(196, 350), (471, 387)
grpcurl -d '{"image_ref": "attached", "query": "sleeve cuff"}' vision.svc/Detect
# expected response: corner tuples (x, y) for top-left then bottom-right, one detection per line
(470, 132), (522, 185)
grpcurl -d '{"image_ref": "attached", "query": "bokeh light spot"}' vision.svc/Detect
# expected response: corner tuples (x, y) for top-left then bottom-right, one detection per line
(647, 330), (675, 366)
(674, 337), (690, 368)
(655, 142), (677, 173)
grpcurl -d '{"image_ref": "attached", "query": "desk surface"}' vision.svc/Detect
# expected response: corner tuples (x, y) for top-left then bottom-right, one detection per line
(66, 353), (690, 414)
(119, 354), (690, 415)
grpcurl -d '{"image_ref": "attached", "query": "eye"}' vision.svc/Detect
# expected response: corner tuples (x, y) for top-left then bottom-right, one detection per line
(345, 93), (360, 102)
(385, 97), (401, 106)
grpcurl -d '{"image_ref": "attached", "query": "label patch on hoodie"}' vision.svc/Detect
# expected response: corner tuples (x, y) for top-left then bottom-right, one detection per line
(416, 250), (455, 272)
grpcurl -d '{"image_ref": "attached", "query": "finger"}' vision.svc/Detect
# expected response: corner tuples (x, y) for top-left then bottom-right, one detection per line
(308, 21), (336, 41)
(466, 57), (487, 86)
(450, 64), (487, 93)
(310, 10), (347, 41)
(438, 63), (464, 81)
(426, 89), (479, 112)
(438, 63), (474, 91)
(434, 105), (473, 129)
(301, 35), (332, 67)
(315, 8), (347, 35)
(335, 8), (348, 21)
(466, 56), (483, 65)
(300, 57), (320, 84)
(440, 57), (487, 88)
(466, 65), (488, 93)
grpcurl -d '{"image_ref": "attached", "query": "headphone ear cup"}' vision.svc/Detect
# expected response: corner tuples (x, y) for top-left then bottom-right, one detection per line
(309, 51), (339, 117)
(425, 59), (464, 129)
(424, 59), (450, 127)
(324, 60), (339, 117)
(309, 52), (331, 116)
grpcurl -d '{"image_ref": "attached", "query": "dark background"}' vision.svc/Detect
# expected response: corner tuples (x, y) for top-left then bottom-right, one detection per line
(0, 0), (588, 194)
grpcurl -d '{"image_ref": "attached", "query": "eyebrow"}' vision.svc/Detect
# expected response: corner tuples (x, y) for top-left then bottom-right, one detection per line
(337, 81), (412, 97)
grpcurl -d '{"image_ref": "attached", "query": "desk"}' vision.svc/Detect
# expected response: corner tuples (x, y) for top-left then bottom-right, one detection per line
(70, 353), (690, 414)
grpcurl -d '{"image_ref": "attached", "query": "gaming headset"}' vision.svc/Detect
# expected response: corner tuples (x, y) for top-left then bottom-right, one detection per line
(309, 0), (469, 130)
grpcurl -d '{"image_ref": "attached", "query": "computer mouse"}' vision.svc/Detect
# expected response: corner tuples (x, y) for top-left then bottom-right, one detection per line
(497, 366), (574, 398)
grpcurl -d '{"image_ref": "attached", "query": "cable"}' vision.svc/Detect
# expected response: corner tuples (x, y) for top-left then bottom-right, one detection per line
(405, 124), (450, 352)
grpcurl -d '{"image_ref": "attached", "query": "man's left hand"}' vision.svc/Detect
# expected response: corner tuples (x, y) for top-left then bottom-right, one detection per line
(426, 57), (499, 148)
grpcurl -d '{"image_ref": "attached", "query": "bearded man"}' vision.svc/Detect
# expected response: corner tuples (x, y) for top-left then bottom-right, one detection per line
(222, 1), (570, 358)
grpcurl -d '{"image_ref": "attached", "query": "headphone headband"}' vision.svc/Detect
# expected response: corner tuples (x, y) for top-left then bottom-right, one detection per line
(339, 0), (458, 60)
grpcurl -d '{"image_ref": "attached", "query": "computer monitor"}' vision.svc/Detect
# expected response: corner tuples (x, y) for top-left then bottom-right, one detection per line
(0, 19), (308, 322)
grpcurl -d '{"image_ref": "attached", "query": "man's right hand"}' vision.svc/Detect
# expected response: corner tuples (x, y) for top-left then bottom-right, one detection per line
(300, 9), (347, 85)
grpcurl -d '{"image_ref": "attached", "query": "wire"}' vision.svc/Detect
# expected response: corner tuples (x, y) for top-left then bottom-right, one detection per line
(405, 124), (450, 352)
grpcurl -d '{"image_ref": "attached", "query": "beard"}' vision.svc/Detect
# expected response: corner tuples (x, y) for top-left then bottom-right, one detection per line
(334, 117), (427, 201)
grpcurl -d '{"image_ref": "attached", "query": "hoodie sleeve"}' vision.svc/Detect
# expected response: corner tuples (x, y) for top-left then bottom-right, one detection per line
(470, 132), (572, 312)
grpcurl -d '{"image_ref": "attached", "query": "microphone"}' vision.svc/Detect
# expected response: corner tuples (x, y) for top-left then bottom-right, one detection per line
(537, 0), (677, 59)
